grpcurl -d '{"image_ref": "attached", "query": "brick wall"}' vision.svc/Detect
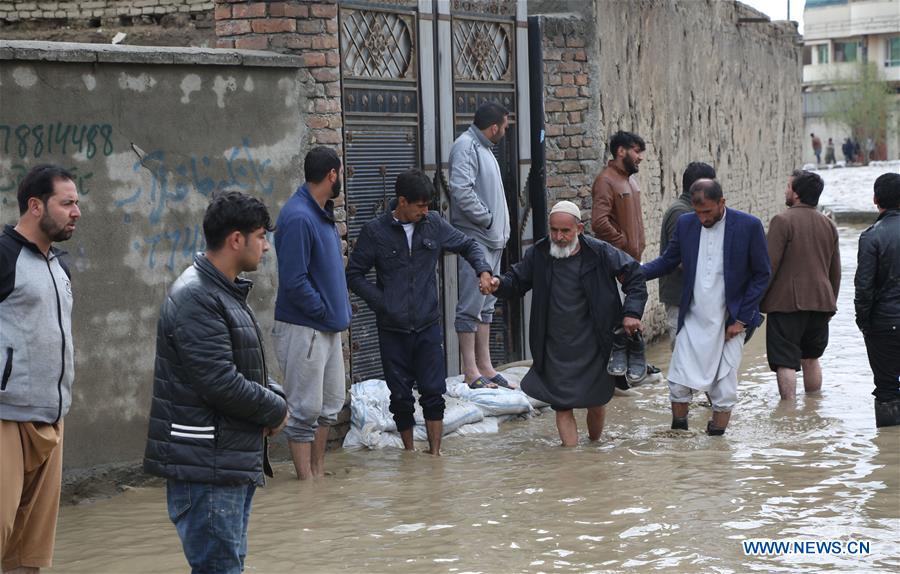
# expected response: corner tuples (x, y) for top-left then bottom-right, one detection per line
(214, 0), (344, 238)
(0, 0), (213, 24)
(540, 15), (598, 222)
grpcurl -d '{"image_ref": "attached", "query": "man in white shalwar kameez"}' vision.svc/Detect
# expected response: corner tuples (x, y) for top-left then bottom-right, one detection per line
(642, 179), (771, 435)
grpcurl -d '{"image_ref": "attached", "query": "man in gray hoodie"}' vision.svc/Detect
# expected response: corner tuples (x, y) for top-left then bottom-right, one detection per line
(1, 164), (81, 572)
(448, 101), (512, 389)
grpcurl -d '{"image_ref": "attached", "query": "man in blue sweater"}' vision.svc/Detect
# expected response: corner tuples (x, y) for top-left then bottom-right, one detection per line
(274, 147), (352, 480)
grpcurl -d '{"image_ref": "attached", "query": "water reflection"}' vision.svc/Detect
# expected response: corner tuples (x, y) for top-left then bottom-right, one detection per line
(55, 226), (899, 573)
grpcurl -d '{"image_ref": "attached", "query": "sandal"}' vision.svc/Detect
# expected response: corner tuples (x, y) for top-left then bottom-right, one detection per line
(489, 373), (514, 389)
(467, 376), (497, 389)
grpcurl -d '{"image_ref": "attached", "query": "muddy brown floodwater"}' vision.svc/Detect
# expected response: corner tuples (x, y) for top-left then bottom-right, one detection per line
(55, 226), (899, 573)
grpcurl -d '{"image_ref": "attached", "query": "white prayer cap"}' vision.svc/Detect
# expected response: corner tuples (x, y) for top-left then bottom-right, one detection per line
(549, 200), (582, 221)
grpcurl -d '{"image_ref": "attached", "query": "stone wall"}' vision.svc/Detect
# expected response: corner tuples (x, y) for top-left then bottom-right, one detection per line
(535, 0), (802, 336)
(0, 0), (212, 24)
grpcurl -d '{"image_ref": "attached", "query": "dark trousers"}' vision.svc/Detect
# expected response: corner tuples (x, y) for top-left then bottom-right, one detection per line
(864, 329), (900, 402)
(378, 322), (447, 432)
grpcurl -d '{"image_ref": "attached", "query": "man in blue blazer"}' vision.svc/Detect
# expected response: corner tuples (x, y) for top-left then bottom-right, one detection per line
(642, 179), (770, 435)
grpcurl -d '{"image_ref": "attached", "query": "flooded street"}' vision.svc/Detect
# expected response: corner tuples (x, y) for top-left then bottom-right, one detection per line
(53, 222), (899, 573)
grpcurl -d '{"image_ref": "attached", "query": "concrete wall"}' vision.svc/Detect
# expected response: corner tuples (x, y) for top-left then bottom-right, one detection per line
(534, 0), (802, 335)
(0, 42), (305, 469)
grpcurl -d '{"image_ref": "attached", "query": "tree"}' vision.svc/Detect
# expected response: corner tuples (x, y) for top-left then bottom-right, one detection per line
(824, 62), (898, 163)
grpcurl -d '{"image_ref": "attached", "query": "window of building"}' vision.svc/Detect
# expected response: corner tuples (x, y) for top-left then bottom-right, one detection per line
(816, 44), (829, 65)
(888, 37), (900, 68)
(834, 41), (859, 63)
(803, 46), (813, 65)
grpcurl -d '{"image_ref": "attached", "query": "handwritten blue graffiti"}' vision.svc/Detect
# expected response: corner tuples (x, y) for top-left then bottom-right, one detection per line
(134, 224), (206, 271)
(0, 163), (94, 197)
(116, 138), (274, 225)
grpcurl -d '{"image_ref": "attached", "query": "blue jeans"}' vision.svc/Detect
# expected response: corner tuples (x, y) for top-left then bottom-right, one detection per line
(167, 479), (257, 574)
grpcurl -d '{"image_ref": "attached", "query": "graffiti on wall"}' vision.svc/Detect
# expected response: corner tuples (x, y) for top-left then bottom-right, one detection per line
(0, 122), (278, 271)
(0, 123), (113, 198)
(122, 137), (275, 270)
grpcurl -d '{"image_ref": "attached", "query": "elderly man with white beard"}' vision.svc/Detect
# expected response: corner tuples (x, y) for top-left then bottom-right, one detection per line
(487, 201), (647, 446)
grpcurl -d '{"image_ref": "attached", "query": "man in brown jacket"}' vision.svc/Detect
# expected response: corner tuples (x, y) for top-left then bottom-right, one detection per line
(761, 170), (840, 400)
(591, 131), (646, 261)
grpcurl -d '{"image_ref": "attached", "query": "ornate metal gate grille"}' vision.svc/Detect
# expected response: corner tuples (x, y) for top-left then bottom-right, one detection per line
(341, 3), (421, 383)
(451, 3), (522, 366)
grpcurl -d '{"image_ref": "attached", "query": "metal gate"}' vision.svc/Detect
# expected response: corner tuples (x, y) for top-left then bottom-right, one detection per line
(341, 0), (530, 383)
(449, 1), (522, 365)
(340, 2), (421, 382)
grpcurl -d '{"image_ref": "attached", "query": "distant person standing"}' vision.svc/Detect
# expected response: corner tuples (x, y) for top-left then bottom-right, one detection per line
(273, 146), (352, 480)
(811, 133), (822, 164)
(448, 101), (512, 390)
(1, 165), (80, 573)
(825, 138), (836, 165)
(865, 137), (875, 162)
(842, 138), (854, 164)
(659, 162), (716, 347)
(855, 173), (900, 427)
(761, 171), (840, 401)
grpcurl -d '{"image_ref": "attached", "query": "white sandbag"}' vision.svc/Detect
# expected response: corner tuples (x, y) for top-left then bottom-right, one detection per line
(343, 425), (405, 450)
(499, 366), (552, 409)
(412, 397), (484, 441)
(452, 416), (500, 436)
(345, 379), (483, 449)
(349, 379), (396, 433)
(445, 370), (534, 416)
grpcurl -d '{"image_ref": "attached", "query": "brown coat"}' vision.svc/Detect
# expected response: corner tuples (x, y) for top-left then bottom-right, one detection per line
(760, 204), (840, 313)
(590, 161), (645, 260)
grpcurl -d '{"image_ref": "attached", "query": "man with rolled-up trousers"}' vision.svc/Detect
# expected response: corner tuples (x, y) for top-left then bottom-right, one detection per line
(347, 169), (492, 455)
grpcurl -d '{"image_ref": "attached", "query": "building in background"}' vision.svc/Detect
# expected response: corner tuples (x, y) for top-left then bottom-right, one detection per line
(802, 0), (900, 164)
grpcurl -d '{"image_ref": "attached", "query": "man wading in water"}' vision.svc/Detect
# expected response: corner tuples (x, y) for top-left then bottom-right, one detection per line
(488, 201), (647, 446)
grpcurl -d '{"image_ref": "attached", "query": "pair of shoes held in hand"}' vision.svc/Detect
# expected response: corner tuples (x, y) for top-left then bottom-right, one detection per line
(607, 327), (646, 384)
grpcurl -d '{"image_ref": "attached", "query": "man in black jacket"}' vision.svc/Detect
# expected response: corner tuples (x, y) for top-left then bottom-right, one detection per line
(855, 172), (900, 427)
(143, 192), (288, 573)
(488, 201), (647, 446)
(347, 169), (493, 455)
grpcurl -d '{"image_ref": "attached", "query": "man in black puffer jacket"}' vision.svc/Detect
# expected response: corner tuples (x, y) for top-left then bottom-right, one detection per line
(143, 192), (288, 574)
(855, 172), (900, 428)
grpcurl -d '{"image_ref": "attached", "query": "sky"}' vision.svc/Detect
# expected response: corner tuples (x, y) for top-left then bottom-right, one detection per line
(739, 0), (806, 33)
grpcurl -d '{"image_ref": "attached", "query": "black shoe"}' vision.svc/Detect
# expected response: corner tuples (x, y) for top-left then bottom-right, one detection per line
(874, 399), (900, 428)
(671, 417), (688, 430)
(625, 330), (646, 384)
(706, 421), (725, 436)
(607, 328), (628, 377)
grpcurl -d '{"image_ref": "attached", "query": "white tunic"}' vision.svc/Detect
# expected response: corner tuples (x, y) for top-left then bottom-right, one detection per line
(668, 209), (744, 392)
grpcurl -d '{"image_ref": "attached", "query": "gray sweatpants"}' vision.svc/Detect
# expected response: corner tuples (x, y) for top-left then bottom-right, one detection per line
(455, 243), (503, 333)
(273, 321), (346, 443)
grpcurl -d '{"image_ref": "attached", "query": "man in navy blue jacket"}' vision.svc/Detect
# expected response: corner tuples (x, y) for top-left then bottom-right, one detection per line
(273, 147), (352, 480)
(347, 169), (493, 455)
(642, 179), (770, 436)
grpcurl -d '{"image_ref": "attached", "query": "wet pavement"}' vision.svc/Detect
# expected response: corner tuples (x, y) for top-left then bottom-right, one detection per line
(53, 223), (899, 573)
